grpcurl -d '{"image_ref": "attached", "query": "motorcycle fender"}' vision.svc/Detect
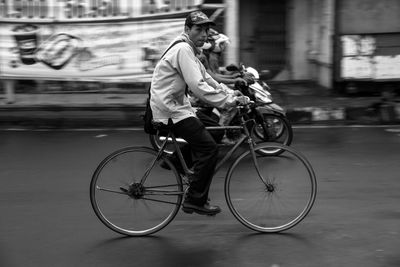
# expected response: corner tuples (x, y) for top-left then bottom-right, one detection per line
(256, 104), (286, 116)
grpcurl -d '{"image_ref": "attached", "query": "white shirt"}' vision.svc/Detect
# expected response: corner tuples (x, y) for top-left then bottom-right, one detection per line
(150, 34), (237, 124)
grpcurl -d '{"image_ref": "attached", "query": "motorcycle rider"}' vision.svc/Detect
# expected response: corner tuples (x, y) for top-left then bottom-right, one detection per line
(150, 11), (250, 216)
(196, 30), (247, 135)
(199, 29), (247, 86)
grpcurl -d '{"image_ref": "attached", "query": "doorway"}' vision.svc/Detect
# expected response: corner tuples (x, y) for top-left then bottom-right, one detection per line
(239, 0), (287, 79)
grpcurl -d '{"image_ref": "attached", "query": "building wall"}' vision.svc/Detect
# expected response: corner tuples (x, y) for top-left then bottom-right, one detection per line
(230, 0), (399, 88)
(285, 0), (309, 81)
(338, 0), (400, 34)
(226, 0), (336, 87)
(224, 0), (239, 65)
(235, 0), (286, 79)
(307, 0), (335, 88)
(284, 0), (335, 87)
(335, 0), (400, 83)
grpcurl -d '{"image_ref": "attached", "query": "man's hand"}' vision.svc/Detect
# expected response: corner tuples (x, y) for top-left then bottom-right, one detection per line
(234, 77), (248, 86)
(236, 96), (251, 105)
(231, 72), (242, 78)
(242, 72), (255, 85)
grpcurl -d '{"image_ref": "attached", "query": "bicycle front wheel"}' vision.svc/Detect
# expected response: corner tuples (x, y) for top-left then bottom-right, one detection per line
(90, 146), (183, 236)
(225, 143), (316, 233)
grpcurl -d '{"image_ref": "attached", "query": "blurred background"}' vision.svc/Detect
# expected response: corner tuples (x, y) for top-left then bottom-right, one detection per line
(1, 3), (400, 266)
(0, 0), (399, 121)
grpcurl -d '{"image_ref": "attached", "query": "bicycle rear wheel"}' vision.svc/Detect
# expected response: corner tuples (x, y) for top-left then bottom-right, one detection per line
(225, 143), (316, 233)
(90, 146), (183, 236)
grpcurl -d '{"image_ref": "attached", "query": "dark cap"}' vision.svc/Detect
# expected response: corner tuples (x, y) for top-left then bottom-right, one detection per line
(185, 11), (216, 27)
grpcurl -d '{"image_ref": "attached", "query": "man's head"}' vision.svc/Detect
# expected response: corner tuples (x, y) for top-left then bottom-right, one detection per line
(184, 11), (216, 47)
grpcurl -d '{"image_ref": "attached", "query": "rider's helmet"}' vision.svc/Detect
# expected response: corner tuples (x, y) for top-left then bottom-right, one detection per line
(201, 28), (219, 51)
(212, 33), (230, 53)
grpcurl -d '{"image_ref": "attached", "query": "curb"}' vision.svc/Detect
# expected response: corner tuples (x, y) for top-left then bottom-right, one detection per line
(0, 103), (399, 128)
(0, 105), (145, 128)
(286, 102), (400, 125)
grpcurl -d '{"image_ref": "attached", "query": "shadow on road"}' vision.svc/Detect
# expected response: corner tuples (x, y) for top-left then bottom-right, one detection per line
(85, 230), (315, 267)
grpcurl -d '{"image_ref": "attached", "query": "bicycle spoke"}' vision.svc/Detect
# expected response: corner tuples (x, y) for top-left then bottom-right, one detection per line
(90, 147), (183, 236)
(225, 143), (316, 233)
(96, 185), (129, 196)
(145, 184), (181, 189)
(141, 197), (182, 206)
(144, 189), (184, 196)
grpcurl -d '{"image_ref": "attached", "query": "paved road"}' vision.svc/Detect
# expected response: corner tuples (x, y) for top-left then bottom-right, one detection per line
(1, 126), (399, 267)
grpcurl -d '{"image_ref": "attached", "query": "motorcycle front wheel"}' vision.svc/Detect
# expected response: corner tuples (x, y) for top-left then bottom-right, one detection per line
(253, 114), (293, 156)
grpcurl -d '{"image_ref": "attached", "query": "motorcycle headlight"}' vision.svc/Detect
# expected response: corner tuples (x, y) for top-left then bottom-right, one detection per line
(255, 91), (272, 104)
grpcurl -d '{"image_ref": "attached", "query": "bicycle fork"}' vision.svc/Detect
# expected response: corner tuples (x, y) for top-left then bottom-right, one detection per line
(241, 118), (270, 189)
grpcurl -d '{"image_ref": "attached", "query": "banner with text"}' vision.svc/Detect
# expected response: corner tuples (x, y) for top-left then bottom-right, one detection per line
(0, 19), (184, 82)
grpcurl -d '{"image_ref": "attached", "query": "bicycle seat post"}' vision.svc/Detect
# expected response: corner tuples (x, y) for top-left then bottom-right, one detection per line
(168, 131), (194, 176)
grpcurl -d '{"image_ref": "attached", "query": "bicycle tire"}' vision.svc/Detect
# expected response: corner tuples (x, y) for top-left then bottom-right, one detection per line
(90, 146), (183, 236)
(253, 114), (293, 156)
(225, 142), (316, 233)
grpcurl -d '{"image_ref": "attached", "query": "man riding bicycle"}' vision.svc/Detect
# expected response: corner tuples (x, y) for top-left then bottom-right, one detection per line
(149, 11), (250, 216)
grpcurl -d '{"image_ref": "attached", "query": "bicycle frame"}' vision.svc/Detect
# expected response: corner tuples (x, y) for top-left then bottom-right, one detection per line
(140, 108), (267, 186)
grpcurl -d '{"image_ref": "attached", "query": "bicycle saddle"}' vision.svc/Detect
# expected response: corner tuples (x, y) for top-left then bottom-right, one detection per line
(152, 119), (174, 132)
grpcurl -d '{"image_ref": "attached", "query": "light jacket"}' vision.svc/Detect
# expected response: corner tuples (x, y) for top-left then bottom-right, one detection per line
(150, 33), (237, 124)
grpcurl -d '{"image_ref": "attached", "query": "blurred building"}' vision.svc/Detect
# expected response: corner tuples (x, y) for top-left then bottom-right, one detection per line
(1, 0), (399, 94)
(223, 0), (400, 94)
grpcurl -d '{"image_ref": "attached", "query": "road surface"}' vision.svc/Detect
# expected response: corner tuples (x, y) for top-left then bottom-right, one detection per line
(1, 125), (399, 267)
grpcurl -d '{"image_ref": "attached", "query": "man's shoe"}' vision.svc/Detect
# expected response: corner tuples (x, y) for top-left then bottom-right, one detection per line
(181, 202), (221, 216)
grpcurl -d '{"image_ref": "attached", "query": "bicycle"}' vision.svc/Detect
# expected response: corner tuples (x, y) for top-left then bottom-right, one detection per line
(149, 104), (293, 156)
(90, 104), (317, 236)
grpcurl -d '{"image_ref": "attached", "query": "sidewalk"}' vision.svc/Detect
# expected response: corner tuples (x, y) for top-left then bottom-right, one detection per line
(0, 82), (399, 128)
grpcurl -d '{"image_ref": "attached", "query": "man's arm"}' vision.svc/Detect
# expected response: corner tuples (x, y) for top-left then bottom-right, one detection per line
(176, 45), (237, 108)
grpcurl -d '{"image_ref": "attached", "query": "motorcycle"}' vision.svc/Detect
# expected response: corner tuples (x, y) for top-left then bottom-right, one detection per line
(149, 64), (293, 156)
(224, 63), (293, 155)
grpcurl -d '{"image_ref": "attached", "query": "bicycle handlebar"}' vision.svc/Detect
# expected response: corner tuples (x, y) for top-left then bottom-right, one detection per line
(237, 100), (255, 108)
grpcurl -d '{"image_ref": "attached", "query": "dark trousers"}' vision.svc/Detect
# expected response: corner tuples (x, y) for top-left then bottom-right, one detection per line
(196, 108), (224, 143)
(171, 111), (220, 205)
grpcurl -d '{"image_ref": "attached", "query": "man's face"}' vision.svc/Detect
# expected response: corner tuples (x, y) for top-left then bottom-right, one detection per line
(185, 24), (210, 47)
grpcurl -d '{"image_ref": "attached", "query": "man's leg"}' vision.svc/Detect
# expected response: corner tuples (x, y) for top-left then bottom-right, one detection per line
(196, 108), (224, 143)
(165, 110), (222, 173)
(172, 117), (220, 214)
